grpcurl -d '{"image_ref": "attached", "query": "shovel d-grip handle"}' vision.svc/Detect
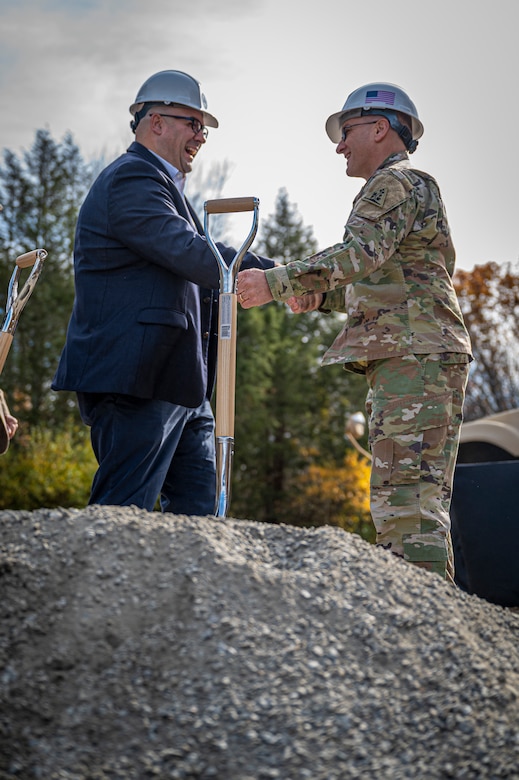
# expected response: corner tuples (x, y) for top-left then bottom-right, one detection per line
(205, 196), (257, 214)
(204, 196), (260, 517)
(15, 249), (42, 269)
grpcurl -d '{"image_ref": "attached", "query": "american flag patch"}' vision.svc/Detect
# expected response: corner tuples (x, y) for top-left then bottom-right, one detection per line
(365, 89), (395, 105)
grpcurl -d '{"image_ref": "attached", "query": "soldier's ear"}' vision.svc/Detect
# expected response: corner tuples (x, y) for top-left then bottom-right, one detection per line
(374, 117), (391, 140)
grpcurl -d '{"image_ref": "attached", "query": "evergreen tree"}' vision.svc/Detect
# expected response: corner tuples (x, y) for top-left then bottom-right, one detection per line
(0, 130), (94, 426)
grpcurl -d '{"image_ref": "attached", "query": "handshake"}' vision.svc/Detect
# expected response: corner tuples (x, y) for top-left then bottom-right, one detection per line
(236, 268), (323, 313)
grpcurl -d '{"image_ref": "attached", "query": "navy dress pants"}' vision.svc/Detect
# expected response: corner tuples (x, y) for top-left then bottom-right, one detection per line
(77, 393), (216, 515)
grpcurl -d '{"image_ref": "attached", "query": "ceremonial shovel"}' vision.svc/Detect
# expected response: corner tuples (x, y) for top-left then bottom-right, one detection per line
(204, 197), (259, 518)
(0, 248), (48, 374)
(0, 245), (48, 453)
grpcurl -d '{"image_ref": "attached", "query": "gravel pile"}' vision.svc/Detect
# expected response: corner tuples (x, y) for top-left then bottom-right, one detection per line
(0, 505), (518, 779)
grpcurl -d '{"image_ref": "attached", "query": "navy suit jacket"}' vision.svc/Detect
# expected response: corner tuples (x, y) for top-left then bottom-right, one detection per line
(52, 142), (274, 408)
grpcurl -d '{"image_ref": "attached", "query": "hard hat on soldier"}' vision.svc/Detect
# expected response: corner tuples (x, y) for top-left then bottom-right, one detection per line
(129, 70), (218, 132)
(325, 82), (424, 145)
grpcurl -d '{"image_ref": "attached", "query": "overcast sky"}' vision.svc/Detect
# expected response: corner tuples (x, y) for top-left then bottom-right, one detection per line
(0, 0), (517, 271)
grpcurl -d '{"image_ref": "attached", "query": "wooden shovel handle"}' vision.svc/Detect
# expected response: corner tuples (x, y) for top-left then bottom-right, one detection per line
(205, 197), (257, 214)
(215, 293), (237, 438)
(0, 332), (13, 374)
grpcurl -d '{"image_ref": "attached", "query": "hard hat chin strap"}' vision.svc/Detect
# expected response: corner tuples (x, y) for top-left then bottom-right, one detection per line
(362, 109), (418, 154)
(130, 102), (175, 134)
(130, 103), (152, 133)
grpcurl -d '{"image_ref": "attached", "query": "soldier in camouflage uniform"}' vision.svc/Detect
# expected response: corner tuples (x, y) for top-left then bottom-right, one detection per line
(237, 82), (472, 583)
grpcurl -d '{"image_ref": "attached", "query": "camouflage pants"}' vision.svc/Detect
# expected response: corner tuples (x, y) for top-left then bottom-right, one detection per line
(365, 353), (471, 583)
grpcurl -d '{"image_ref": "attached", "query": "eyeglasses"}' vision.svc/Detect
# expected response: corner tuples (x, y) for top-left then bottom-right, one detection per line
(153, 113), (208, 139)
(340, 120), (378, 142)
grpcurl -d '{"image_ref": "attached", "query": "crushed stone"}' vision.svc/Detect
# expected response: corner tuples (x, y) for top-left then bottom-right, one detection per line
(0, 505), (518, 779)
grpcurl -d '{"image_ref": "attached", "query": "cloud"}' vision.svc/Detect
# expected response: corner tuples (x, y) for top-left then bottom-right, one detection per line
(1, 0), (518, 269)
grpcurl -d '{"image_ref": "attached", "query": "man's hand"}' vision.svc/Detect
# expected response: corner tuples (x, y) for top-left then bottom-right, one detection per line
(5, 413), (18, 439)
(286, 293), (323, 313)
(236, 268), (273, 308)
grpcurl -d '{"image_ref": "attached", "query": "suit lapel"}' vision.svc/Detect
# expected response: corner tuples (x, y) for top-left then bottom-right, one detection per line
(127, 142), (203, 234)
(170, 184), (196, 228)
(168, 178), (202, 235)
(185, 198), (203, 234)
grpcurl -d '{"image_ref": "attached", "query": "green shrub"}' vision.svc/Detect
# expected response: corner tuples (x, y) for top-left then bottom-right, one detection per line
(0, 424), (96, 509)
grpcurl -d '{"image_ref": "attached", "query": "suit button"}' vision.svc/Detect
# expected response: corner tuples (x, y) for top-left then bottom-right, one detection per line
(203, 331), (209, 339)
(203, 296), (211, 304)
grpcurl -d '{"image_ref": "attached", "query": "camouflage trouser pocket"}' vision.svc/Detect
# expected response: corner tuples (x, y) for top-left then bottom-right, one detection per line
(369, 391), (452, 489)
(402, 533), (448, 563)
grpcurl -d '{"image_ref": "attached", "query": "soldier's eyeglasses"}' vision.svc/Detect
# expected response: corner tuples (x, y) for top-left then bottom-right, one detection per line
(340, 120), (378, 142)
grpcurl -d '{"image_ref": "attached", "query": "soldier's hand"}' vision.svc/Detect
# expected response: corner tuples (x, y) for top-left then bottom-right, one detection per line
(286, 293), (323, 313)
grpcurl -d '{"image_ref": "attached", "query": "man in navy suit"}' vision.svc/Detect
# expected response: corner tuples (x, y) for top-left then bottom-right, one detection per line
(52, 70), (275, 514)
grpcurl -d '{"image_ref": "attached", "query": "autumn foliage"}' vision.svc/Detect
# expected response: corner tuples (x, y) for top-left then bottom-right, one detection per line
(454, 260), (519, 418)
(281, 449), (374, 541)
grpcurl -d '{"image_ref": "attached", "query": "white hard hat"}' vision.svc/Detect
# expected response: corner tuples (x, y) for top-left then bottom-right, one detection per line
(129, 70), (218, 131)
(325, 82), (424, 149)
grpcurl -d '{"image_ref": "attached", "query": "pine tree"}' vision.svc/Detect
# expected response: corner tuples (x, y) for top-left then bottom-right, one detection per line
(0, 130), (95, 426)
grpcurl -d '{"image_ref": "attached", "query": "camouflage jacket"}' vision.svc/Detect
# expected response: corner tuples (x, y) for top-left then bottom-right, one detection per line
(265, 152), (472, 371)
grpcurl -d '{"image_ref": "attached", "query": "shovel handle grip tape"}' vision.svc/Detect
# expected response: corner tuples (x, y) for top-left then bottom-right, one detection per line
(205, 197), (257, 214)
(15, 249), (45, 269)
(0, 332), (14, 374)
(215, 293), (237, 437)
